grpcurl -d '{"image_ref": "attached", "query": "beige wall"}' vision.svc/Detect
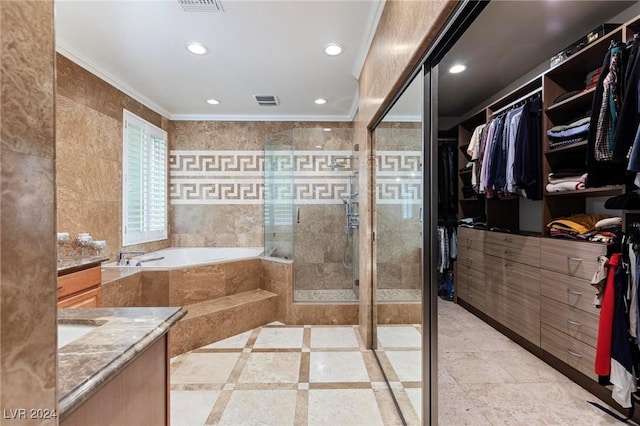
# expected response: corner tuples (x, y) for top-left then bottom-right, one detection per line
(56, 55), (172, 261)
(356, 0), (456, 345)
(169, 121), (354, 248)
(1, 1), (58, 422)
(374, 122), (422, 290)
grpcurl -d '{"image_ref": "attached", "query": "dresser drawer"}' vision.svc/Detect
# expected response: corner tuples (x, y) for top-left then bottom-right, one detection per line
(541, 297), (599, 347)
(456, 247), (484, 272)
(540, 269), (599, 316)
(542, 323), (597, 381)
(456, 267), (485, 310)
(483, 289), (540, 346)
(484, 255), (540, 305)
(540, 239), (606, 280)
(484, 234), (540, 268)
(457, 227), (485, 252)
(58, 266), (102, 299)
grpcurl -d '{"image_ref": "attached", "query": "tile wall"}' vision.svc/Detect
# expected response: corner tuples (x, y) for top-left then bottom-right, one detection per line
(55, 54), (172, 261)
(0, 1), (58, 422)
(354, 0), (455, 344)
(169, 122), (357, 291)
(375, 122), (422, 290)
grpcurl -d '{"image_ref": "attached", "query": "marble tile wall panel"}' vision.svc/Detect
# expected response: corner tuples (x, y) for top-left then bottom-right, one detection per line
(101, 274), (143, 307)
(377, 303), (422, 325)
(259, 258), (293, 323)
(0, 0), (58, 420)
(55, 56), (171, 262)
(171, 204), (263, 247)
(168, 259), (261, 306)
(289, 304), (359, 325)
(140, 271), (170, 307)
(355, 0), (455, 345)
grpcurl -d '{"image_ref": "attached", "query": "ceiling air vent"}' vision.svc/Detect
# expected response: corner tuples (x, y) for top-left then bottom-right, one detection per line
(177, 0), (224, 12)
(254, 95), (280, 106)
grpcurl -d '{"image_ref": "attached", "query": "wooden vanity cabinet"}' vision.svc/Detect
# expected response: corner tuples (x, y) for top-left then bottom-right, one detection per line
(58, 265), (102, 308)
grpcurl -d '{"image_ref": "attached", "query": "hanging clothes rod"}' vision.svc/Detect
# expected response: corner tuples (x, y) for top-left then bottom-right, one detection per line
(491, 87), (542, 116)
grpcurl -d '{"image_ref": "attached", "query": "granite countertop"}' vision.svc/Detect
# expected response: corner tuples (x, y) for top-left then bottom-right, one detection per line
(57, 307), (187, 419)
(57, 256), (110, 276)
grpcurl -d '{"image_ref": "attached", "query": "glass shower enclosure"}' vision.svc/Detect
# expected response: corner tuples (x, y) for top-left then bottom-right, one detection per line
(264, 126), (359, 303)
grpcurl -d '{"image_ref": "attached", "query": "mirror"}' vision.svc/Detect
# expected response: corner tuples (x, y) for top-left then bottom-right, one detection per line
(372, 74), (423, 423)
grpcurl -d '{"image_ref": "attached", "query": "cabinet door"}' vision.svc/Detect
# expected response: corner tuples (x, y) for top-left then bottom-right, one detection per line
(58, 287), (101, 308)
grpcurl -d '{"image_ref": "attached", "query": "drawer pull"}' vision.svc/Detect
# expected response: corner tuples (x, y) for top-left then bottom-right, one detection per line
(567, 319), (582, 327)
(466, 237), (472, 248)
(568, 290), (583, 296)
(567, 350), (583, 358)
(57, 286), (63, 291)
(567, 257), (583, 262)
(504, 237), (513, 243)
(504, 250), (513, 256)
(467, 257), (473, 267)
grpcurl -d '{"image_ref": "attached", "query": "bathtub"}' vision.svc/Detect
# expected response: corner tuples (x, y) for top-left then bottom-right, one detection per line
(103, 247), (263, 270)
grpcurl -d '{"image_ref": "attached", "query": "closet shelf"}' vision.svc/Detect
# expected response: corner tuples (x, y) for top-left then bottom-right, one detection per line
(545, 185), (624, 198)
(545, 88), (595, 114)
(545, 141), (587, 154)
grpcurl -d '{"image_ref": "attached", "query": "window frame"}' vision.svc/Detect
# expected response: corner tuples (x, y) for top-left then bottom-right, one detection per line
(122, 109), (168, 246)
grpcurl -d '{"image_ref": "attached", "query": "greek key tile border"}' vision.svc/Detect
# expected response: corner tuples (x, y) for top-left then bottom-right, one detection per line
(169, 150), (422, 205)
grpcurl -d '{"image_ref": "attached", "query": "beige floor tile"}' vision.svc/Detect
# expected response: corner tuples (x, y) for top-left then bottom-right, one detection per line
(384, 350), (422, 382)
(307, 389), (384, 426)
(439, 351), (516, 384)
(376, 326), (422, 348)
(172, 352), (241, 384)
(309, 351), (370, 383)
(170, 390), (220, 426)
(238, 352), (301, 384)
(217, 390), (297, 426)
(202, 331), (252, 349)
(310, 326), (359, 348)
(253, 327), (304, 349)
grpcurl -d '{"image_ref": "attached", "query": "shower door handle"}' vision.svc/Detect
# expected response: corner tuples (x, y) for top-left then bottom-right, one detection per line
(296, 207), (300, 224)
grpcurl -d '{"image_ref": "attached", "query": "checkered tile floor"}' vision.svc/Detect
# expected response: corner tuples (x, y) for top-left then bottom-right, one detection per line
(170, 300), (624, 425)
(170, 324), (402, 426)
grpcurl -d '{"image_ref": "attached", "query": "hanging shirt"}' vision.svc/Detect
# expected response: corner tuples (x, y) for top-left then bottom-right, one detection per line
(467, 124), (486, 190)
(595, 46), (624, 161)
(595, 253), (620, 378)
(505, 107), (524, 194)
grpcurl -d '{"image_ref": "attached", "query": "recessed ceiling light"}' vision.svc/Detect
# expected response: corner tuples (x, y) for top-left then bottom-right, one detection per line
(449, 64), (467, 74)
(186, 42), (208, 55)
(324, 43), (344, 56)
(206, 99), (220, 105)
(315, 98), (327, 105)
(323, 128), (332, 132)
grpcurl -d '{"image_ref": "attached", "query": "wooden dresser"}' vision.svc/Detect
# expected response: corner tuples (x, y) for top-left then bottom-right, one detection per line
(456, 228), (606, 382)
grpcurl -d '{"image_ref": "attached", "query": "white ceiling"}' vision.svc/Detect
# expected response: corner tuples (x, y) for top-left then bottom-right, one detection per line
(56, 0), (640, 124)
(54, 0), (384, 121)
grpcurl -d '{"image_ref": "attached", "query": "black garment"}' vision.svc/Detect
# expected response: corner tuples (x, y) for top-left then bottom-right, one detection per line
(486, 115), (505, 197)
(587, 48), (626, 187)
(514, 98), (542, 200)
(613, 35), (640, 164)
(437, 142), (457, 223)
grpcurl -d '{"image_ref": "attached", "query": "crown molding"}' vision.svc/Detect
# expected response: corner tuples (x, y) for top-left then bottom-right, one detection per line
(352, 0), (386, 81)
(170, 113), (354, 122)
